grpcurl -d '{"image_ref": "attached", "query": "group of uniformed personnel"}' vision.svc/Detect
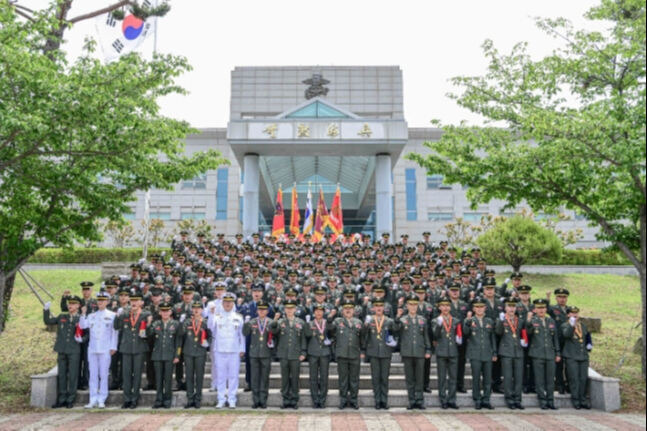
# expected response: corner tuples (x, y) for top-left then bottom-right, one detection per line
(44, 230), (593, 410)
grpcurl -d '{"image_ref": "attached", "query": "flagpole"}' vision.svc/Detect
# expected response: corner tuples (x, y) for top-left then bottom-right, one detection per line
(142, 13), (158, 260)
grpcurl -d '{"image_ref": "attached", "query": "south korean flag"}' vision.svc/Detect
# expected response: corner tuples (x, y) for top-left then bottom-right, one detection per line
(95, 0), (157, 62)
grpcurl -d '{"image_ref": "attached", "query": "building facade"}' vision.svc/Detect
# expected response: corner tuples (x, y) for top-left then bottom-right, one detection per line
(124, 66), (601, 247)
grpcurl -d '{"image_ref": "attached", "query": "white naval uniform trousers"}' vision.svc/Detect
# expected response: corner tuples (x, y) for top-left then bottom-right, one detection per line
(205, 299), (224, 390)
(79, 309), (118, 404)
(210, 310), (245, 404)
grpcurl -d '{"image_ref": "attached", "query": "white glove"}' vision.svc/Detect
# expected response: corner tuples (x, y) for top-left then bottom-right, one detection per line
(180, 314), (186, 323)
(437, 316), (444, 325)
(520, 339), (528, 348)
(244, 315), (251, 323)
(202, 340), (210, 348)
(586, 343), (593, 351)
(386, 335), (398, 347)
(44, 301), (51, 310)
(323, 338), (332, 346)
(74, 335), (83, 343)
(456, 335), (463, 345)
(365, 315), (372, 324)
(117, 307), (123, 316)
(569, 316), (576, 327)
(499, 312), (505, 321)
(504, 278), (510, 284)
(305, 315), (311, 322)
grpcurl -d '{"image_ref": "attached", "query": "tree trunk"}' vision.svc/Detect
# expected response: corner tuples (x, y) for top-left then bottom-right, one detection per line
(640, 265), (646, 379)
(0, 272), (17, 333)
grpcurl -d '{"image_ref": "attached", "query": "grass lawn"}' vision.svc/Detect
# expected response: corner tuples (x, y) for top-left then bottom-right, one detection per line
(0, 269), (644, 412)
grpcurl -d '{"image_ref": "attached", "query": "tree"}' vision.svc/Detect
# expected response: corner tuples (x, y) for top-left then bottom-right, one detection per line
(439, 217), (483, 250)
(407, 0), (646, 376)
(138, 218), (167, 249)
(0, 1), (228, 331)
(476, 215), (563, 272)
(104, 220), (136, 248)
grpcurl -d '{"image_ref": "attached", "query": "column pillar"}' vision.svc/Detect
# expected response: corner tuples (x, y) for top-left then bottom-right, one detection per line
(242, 153), (259, 238)
(375, 153), (393, 240)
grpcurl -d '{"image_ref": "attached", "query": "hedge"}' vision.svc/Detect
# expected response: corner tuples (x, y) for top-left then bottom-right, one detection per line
(28, 248), (171, 264)
(27, 247), (632, 266)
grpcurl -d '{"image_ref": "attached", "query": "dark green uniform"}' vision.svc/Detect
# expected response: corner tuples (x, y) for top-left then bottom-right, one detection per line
(561, 320), (590, 408)
(450, 299), (469, 392)
(399, 314), (432, 408)
(114, 309), (151, 406)
(463, 316), (497, 407)
(526, 315), (560, 408)
(361, 315), (398, 408)
(331, 316), (363, 408)
(304, 318), (334, 407)
(243, 317), (273, 408)
(495, 315), (524, 407)
(549, 303), (569, 392)
(432, 315), (460, 407)
(148, 319), (181, 407)
(173, 301), (192, 389)
(180, 316), (210, 407)
(43, 308), (82, 407)
(270, 317), (307, 408)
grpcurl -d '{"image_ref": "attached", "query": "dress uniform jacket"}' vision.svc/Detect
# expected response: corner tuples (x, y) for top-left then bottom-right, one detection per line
(561, 320), (590, 408)
(495, 315), (525, 406)
(45, 309), (83, 354)
(463, 316), (496, 406)
(114, 310), (151, 354)
(44, 309), (83, 406)
(243, 317), (274, 407)
(270, 317), (307, 359)
(148, 319), (182, 361)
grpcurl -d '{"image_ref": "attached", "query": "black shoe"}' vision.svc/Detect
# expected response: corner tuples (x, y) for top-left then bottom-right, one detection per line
(482, 402), (494, 410)
(423, 387), (431, 393)
(448, 402), (459, 410)
(281, 402), (289, 409)
(507, 403), (516, 410)
(548, 402), (558, 410)
(350, 402), (359, 410)
(109, 384), (119, 390)
(145, 384), (155, 391)
(153, 401), (163, 409)
(129, 401), (137, 409)
(252, 402), (259, 409)
(292, 404), (299, 410)
(441, 403), (448, 409)
(65, 402), (74, 409)
(457, 387), (467, 393)
(163, 403), (172, 409)
(51, 401), (64, 409)
(515, 403), (525, 410)
(541, 404), (548, 410)
(260, 403), (267, 409)
(407, 404), (415, 410)
(493, 386), (504, 394)
(475, 402), (482, 410)
(557, 387), (566, 394)
(382, 404), (390, 410)
(338, 401), (346, 410)
(375, 403), (380, 410)
(244, 387), (252, 392)
(582, 402), (591, 410)
(417, 403), (426, 410)
(194, 401), (201, 409)
(184, 402), (194, 409)
(120, 402), (129, 409)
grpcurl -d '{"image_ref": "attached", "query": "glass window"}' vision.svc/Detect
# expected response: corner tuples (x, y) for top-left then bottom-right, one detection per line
(427, 212), (454, 221)
(286, 101), (349, 118)
(181, 212), (205, 220)
(216, 168), (228, 220)
(239, 196), (244, 223)
(463, 212), (488, 222)
(405, 168), (417, 221)
(123, 211), (136, 221)
(426, 174), (450, 189)
(149, 211), (171, 221)
(182, 173), (206, 190)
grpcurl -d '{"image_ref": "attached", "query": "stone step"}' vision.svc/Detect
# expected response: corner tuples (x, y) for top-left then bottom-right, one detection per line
(139, 373), (474, 390)
(75, 389), (574, 409)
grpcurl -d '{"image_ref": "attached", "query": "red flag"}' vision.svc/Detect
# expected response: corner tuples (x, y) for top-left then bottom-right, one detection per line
(456, 322), (463, 340)
(201, 328), (207, 345)
(328, 185), (343, 240)
(289, 186), (300, 236)
(75, 323), (83, 338)
(521, 328), (529, 347)
(271, 187), (285, 238)
(313, 188), (329, 242)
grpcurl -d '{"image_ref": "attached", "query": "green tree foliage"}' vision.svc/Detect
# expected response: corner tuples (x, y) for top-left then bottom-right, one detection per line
(0, 1), (228, 330)
(407, 0), (646, 376)
(476, 216), (562, 272)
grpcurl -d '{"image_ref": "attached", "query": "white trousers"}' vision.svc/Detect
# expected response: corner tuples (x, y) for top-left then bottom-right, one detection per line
(210, 346), (218, 390)
(215, 352), (240, 404)
(88, 352), (111, 403)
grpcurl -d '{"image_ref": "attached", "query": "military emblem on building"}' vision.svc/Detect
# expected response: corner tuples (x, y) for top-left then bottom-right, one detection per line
(302, 73), (330, 99)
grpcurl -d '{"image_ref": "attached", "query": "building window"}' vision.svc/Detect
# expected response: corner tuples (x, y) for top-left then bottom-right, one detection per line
(427, 212), (453, 221)
(149, 210), (171, 220)
(427, 174), (452, 189)
(463, 212), (488, 222)
(216, 168), (228, 220)
(181, 211), (206, 220)
(405, 168), (417, 221)
(239, 196), (244, 223)
(123, 208), (136, 220)
(574, 213), (587, 221)
(182, 173), (207, 190)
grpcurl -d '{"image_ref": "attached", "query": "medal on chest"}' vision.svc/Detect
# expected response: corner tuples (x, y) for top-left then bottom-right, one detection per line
(258, 317), (268, 342)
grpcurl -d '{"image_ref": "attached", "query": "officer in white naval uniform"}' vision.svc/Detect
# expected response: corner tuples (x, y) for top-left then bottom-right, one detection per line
(204, 283), (226, 392)
(79, 291), (118, 408)
(209, 292), (245, 408)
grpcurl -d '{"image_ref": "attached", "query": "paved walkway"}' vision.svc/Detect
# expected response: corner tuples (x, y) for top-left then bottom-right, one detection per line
(0, 411), (644, 431)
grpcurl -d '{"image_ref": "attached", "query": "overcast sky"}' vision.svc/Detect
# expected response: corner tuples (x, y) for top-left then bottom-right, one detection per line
(25, 0), (601, 127)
